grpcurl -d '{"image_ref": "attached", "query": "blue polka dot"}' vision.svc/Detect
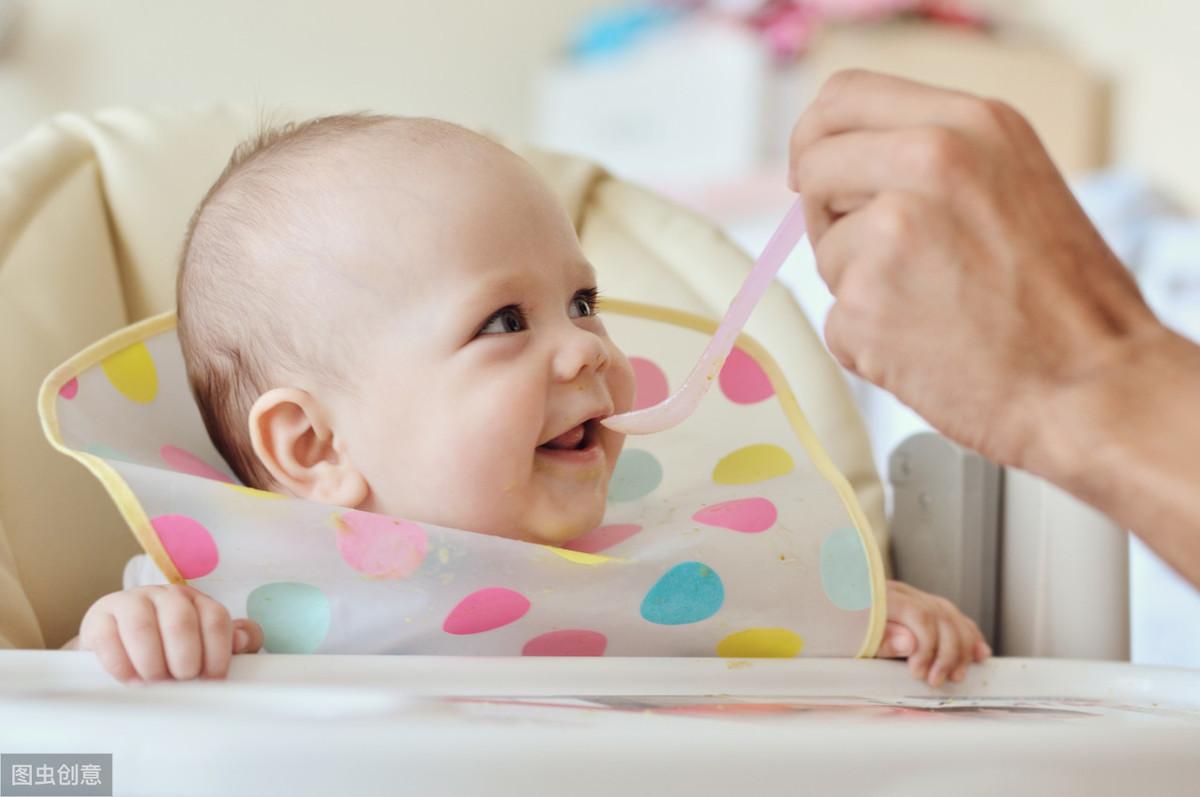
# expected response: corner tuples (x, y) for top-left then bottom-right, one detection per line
(247, 582), (331, 653)
(820, 527), (872, 611)
(608, 449), (663, 503)
(640, 562), (724, 625)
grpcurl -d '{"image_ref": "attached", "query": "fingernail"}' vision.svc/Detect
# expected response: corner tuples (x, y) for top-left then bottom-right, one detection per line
(234, 629), (249, 652)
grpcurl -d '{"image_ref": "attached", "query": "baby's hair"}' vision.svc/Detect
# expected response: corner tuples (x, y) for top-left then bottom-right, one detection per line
(177, 112), (466, 488)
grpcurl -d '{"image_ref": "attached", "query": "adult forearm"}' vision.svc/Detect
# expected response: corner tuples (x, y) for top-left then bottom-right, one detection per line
(1034, 325), (1200, 585)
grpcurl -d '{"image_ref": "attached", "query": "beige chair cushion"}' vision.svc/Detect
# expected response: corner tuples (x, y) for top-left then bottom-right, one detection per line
(0, 105), (885, 649)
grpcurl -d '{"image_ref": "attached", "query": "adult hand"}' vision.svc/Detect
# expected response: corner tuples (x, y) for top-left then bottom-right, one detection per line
(788, 70), (1200, 585)
(789, 69), (1156, 472)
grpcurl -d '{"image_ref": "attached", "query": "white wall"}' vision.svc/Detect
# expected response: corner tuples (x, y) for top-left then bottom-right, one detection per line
(0, 0), (611, 149)
(995, 0), (1200, 210)
(2, 1), (1196, 208)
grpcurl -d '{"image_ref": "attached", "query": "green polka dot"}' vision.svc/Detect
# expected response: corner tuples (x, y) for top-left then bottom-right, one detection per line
(247, 582), (331, 653)
(85, 443), (134, 463)
(820, 527), (872, 611)
(607, 449), (663, 503)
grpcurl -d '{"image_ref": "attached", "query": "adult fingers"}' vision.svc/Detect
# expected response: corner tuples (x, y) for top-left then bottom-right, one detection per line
(811, 190), (929, 295)
(794, 127), (974, 247)
(789, 69), (1000, 187)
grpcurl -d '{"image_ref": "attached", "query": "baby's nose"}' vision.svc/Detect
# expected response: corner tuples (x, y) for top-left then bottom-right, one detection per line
(552, 330), (609, 382)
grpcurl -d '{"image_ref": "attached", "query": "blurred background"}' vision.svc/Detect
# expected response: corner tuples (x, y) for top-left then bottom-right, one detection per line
(1, 0), (1197, 665)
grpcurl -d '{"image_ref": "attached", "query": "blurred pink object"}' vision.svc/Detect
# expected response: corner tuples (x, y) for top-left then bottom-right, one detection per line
(740, 0), (986, 59)
(808, 0), (922, 18)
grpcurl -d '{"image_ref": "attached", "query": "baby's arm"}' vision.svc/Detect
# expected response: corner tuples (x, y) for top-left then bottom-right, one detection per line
(72, 584), (262, 683)
(875, 580), (991, 687)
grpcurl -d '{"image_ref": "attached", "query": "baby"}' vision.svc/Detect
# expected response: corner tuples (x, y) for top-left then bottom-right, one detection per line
(64, 114), (989, 685)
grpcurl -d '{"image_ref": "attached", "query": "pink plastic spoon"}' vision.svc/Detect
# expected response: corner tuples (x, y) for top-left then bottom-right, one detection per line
(602, 197), (809, 435)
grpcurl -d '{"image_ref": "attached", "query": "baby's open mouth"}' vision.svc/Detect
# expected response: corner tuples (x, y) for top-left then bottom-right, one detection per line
(538, 418), (599, 453)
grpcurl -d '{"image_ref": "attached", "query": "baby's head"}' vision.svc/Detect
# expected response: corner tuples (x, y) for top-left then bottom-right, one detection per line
(178, 114), (634, 545)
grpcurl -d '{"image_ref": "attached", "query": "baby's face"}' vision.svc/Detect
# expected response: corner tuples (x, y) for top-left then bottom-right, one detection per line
(323, 140), (635, 544)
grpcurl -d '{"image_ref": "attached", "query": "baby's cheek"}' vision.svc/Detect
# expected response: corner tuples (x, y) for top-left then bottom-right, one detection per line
(456, 421), (533, 500)
(609, 349), (636, 413)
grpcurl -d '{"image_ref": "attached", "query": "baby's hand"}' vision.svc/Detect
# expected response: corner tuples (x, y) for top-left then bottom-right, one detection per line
(875, 580), (991, 687)
(78, 584), (263, 683)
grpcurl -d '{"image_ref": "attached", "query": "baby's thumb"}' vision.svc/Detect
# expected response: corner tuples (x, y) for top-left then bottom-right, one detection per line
(232, 619), (264, 654)
(875, 621), (917, 658)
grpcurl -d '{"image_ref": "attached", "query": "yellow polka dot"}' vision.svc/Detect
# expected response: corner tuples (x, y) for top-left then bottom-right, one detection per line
(716, 628), (804, 658)
(101, 342), (158, 404)
(712, 444), (794, 485)
(225, 484), (285, 499)
(544, 546), (612, 565)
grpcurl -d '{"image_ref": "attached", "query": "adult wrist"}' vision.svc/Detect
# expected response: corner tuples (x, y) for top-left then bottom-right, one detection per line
(1028, 321), (1200, 519)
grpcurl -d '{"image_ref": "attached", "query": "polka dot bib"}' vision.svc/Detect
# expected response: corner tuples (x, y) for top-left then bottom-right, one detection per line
(40, 300), (887, 657)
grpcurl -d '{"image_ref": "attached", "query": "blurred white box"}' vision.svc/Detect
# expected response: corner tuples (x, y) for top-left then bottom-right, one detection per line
(534, 19), (799, 189)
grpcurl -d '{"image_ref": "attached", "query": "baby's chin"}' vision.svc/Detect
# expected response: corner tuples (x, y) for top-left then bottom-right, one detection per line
(516, 498), (609, 547)
(361, 479), (612, 546)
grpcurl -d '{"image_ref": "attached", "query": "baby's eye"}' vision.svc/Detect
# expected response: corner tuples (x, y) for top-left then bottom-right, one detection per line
(478, 306), (527, 335)
(568, 288), (600, 319)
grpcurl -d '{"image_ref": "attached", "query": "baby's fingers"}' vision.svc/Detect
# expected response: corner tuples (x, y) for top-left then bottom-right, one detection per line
(904, 616), (939, 682)
(927, 618), (960, 687)
(191, 595), (234, 679)
(114, 599), (170, 682)
(232, 618), (264, 654)
(875, 621), (917, 658)
(148, 586), (206, 680)
(81, 612), (139, 683)
(950, 616), (989, 681)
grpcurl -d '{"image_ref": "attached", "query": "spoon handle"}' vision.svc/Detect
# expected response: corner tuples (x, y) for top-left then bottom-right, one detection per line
(603, 197), (808, 435)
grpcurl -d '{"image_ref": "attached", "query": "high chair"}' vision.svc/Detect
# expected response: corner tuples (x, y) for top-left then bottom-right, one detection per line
(0, 106), (1194, 796)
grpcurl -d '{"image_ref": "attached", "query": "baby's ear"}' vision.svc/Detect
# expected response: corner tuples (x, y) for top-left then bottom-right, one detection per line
(248, 388), (368, 507)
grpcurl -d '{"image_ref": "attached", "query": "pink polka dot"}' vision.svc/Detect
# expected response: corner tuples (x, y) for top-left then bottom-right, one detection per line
(564, 523), (643, 554)
(522, 629), (608, 656)
(59, 378), (78, 400)
(692, 497), (777, 533)
(334, 510), (428, 579)
(630, 357), (669, 411)
(718, 347), (774, 404)
(151, 514), (219, 579)
(160, 445), (234, 484)
(443, 588), (531, 635)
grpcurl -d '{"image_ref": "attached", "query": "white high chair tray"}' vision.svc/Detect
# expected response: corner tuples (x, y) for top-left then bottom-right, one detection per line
(2, 653), (1198, 795)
